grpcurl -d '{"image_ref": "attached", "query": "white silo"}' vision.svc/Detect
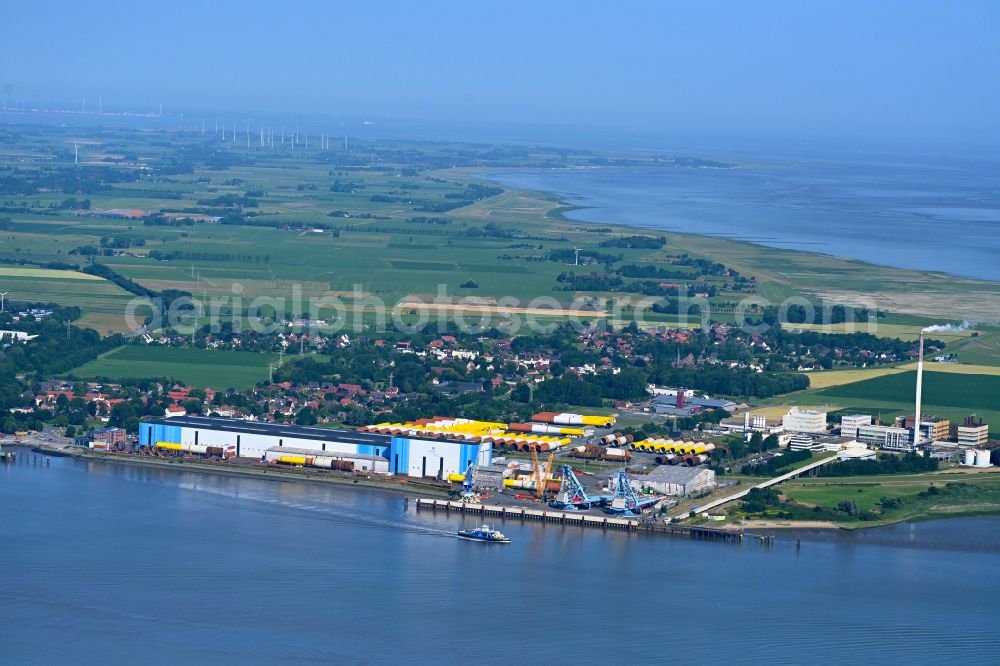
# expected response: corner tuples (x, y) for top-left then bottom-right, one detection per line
(975, 450), (992, 467)
(964, 449), (977, 466)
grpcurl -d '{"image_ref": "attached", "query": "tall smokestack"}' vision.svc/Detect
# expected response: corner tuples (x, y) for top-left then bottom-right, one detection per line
(913, 332), (925, 446)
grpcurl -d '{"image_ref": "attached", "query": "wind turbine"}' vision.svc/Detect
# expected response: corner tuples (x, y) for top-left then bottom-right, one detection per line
(0, 292), (9, 311)
(574, 248), (581, 266)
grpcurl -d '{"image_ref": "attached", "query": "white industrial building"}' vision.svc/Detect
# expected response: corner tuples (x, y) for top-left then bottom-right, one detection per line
(837, 447), (876, 462)
(840, 414), (872, 439)
(140, 416), (491, 478)
(0, 330), (39, 342)
(782, 408), (828, 434)
(957, 423), (990, 448)
(630, 466), (716, 497)
(857, 424), (912, 451)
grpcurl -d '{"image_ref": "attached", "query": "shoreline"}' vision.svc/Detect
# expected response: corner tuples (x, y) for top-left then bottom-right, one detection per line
(29, 444), (1000, 536)
(28, 444), (449, 500)
(477, 167), (1000, 287)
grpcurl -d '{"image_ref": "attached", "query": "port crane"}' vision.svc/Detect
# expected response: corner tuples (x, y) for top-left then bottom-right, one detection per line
(530, 448), (555, 500)
(549, 465), (612, 510)
(459, 460), (481, 503)
(603, 469), (660, 517)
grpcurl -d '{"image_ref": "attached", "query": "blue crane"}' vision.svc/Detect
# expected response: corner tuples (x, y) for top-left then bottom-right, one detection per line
(603, 469), (660, 517)
(549, 465), (612, 510)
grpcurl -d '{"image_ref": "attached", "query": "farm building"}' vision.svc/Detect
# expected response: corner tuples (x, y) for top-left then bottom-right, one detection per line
(139, 415), (490, 478)
(630, 466), (716, 497)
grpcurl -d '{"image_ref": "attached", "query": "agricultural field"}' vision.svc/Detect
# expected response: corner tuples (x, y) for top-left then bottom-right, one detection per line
(3, 122), (999, 337)
(776, 368), (1000, 438)
(780, 469), (1000, 527)
(948, 326), (1000, 367)
(66, 345), (281, 390)
(781, 321), (974, 342)
(0, 266), (136, 333)
(817, 370), (1000, 411)
(803, 366), (907, 390)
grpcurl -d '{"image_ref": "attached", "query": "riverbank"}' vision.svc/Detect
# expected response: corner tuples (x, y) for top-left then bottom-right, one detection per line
(27, 444), (450, 499)
(727, 519), (841, 530)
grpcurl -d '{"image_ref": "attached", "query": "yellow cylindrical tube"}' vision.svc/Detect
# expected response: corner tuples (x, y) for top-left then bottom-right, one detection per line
(156, 441), (184, 451)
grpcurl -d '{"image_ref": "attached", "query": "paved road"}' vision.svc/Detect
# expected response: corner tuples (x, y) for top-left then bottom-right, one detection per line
(685, 454), (839, 516)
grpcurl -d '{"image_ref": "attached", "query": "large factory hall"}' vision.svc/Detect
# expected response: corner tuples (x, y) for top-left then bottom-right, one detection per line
(140, 415), (493, 478)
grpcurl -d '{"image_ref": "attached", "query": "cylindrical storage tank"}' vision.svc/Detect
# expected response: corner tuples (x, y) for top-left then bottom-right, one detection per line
(975, 450), (991, 467)
(965, 449), (977, 466)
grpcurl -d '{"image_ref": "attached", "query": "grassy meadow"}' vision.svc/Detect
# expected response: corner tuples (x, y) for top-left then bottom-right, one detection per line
(67, 345), (281, 390)
(780, 469), (1000, 527)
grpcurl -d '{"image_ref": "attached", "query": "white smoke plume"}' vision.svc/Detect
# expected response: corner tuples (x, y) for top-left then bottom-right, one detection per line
(922, 320), (977, 333)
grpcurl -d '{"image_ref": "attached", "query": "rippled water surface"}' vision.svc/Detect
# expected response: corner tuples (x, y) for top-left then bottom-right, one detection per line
(2, 453), (999, 664)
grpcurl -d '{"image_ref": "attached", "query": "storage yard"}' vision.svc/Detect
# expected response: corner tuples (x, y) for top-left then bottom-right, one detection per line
(85, 412), (730, 522)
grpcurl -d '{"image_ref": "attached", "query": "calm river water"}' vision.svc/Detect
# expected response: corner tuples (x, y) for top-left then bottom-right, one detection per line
(2, 452), (998, 665)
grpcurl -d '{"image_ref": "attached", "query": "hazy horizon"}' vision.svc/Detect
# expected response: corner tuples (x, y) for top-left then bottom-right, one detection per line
(4, 1), (999, 152)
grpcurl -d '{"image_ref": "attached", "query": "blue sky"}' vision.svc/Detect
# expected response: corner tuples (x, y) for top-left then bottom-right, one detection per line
(4, 1), (999, 148)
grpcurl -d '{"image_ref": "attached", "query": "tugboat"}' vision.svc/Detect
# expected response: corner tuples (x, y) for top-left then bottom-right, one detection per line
(457, 524), (511, 543)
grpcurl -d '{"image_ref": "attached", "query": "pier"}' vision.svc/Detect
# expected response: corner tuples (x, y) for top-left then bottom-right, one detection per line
(410, 498), (772, 544)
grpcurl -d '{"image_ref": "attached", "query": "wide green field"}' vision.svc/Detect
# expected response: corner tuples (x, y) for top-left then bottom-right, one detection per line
(817, 370), (1000, 411)
(0, 267), (137, 333)
(773, 369), (1000, 437)
(67, 346), (281, 390)
(780, 469), (1000, 527)
(4, 123), (1000, 347)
